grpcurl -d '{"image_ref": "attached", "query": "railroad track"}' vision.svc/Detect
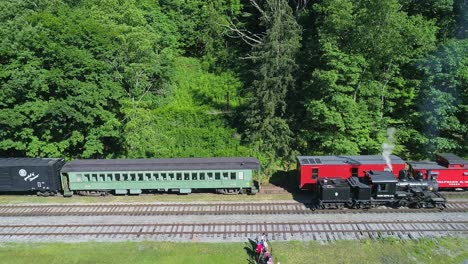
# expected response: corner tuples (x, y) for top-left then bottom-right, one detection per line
(0, 201), (467, 217)
(0, 220), (466, 242)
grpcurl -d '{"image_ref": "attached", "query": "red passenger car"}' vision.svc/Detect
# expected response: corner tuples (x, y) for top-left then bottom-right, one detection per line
(296, 155), (406, 190)
(407, 153), (468, 190)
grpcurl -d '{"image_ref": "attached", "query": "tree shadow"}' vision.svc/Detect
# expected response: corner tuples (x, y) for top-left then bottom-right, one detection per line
(269, 169), (317, 205)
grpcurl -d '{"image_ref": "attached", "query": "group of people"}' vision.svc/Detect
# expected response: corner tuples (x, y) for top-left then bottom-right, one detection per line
(255, 233), (275, 264)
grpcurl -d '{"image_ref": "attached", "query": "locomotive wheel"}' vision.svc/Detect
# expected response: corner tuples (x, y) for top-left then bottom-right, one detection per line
(399, 200), (408, 208)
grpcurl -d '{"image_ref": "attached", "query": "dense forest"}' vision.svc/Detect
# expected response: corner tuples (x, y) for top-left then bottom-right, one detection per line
(0, 0), (466, 170)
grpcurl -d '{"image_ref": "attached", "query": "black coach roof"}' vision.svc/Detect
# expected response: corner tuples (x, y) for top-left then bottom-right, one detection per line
(297, 155), (404, 165)
(0, 158), (63, 167)
(407, 161), (446, 170)
(62, 157), (261, 172)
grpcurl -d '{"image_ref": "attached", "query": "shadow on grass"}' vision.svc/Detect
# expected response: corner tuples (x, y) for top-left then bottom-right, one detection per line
(244, 238), (260, 264)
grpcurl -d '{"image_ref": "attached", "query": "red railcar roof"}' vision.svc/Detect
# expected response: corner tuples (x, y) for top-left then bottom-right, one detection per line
(436, 153), (468, 166)
(296, 155), (404, 166)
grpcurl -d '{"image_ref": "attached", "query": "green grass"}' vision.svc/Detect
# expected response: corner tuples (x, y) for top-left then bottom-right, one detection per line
(0, 238), (466, 264)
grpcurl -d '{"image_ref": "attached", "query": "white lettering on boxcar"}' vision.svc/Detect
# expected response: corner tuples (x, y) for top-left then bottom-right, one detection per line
(18, 169), (39, 181)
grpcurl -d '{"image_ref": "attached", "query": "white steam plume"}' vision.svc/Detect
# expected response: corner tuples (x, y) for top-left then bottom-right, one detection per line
(382, 127), (396, 172)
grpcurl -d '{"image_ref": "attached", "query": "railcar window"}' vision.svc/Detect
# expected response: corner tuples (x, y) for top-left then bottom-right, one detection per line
(123, 173), (128, 181)
(215, 173), (221, 180)
(169, 173), (175, 181)
(207, 173), (213, 180)
(161, 173), (166, 181)
(192, 173), (198, 180)
(176, 173), (182, 181)
(106, 174), (112, 181)
(351, 168), (358, 177)
(115, 173), (121, 181)
(200, 173), (206, 180)
(130, 173), (136, 181)
(378, 184), (387, 191)
(230, 172), (236, 180)
(223, 172), (229, 180)
(145, 173), (151, 181)
(312, 168), (319, 179)
(138, 173), (144, 181)
(99, 174), (105, 181)
(184, 173), (190, 180)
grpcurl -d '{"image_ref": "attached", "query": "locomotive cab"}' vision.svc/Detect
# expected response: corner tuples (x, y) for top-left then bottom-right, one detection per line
(367, 171), (398, 201)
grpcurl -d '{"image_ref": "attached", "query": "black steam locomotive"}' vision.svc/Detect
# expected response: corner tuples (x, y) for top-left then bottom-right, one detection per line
(315, 170), (446, 209)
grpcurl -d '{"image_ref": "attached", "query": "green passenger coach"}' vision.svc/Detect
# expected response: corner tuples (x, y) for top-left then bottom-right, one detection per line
(60, 157), (260, 196)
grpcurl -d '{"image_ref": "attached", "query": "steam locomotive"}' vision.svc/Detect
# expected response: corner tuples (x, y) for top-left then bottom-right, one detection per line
(315, 170), (446, 209)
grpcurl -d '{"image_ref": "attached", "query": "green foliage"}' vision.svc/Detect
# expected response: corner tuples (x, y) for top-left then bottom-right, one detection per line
(0, 0), (174, 158)
(123, 57), (256, 159)
(401, 0), (455, 40)
(159, 0), (242, 65)
(302, 0), (438, 155)
(243, 0), (302, 163)
(411, 39), (468, 157)
(0, 0), (465, 165)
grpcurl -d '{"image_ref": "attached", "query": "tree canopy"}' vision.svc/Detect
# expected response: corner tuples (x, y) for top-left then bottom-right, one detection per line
(0, 0), (466, 166)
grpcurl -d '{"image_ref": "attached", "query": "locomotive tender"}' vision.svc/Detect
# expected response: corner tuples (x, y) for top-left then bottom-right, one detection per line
(0, 157), (260, 196)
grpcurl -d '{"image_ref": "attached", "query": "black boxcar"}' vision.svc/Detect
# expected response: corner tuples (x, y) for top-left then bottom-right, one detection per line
(0, 158), (64, 195)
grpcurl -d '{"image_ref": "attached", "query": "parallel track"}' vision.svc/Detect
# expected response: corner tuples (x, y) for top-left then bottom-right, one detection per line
(0, 220), (466, 242)
(0, 201), (467, 217)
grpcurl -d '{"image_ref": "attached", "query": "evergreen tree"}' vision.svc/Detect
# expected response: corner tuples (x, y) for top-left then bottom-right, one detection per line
(243, 0), (301, 162)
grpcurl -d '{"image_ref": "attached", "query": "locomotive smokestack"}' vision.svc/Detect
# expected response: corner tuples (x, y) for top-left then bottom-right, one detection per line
(382, 127), (396, 172)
